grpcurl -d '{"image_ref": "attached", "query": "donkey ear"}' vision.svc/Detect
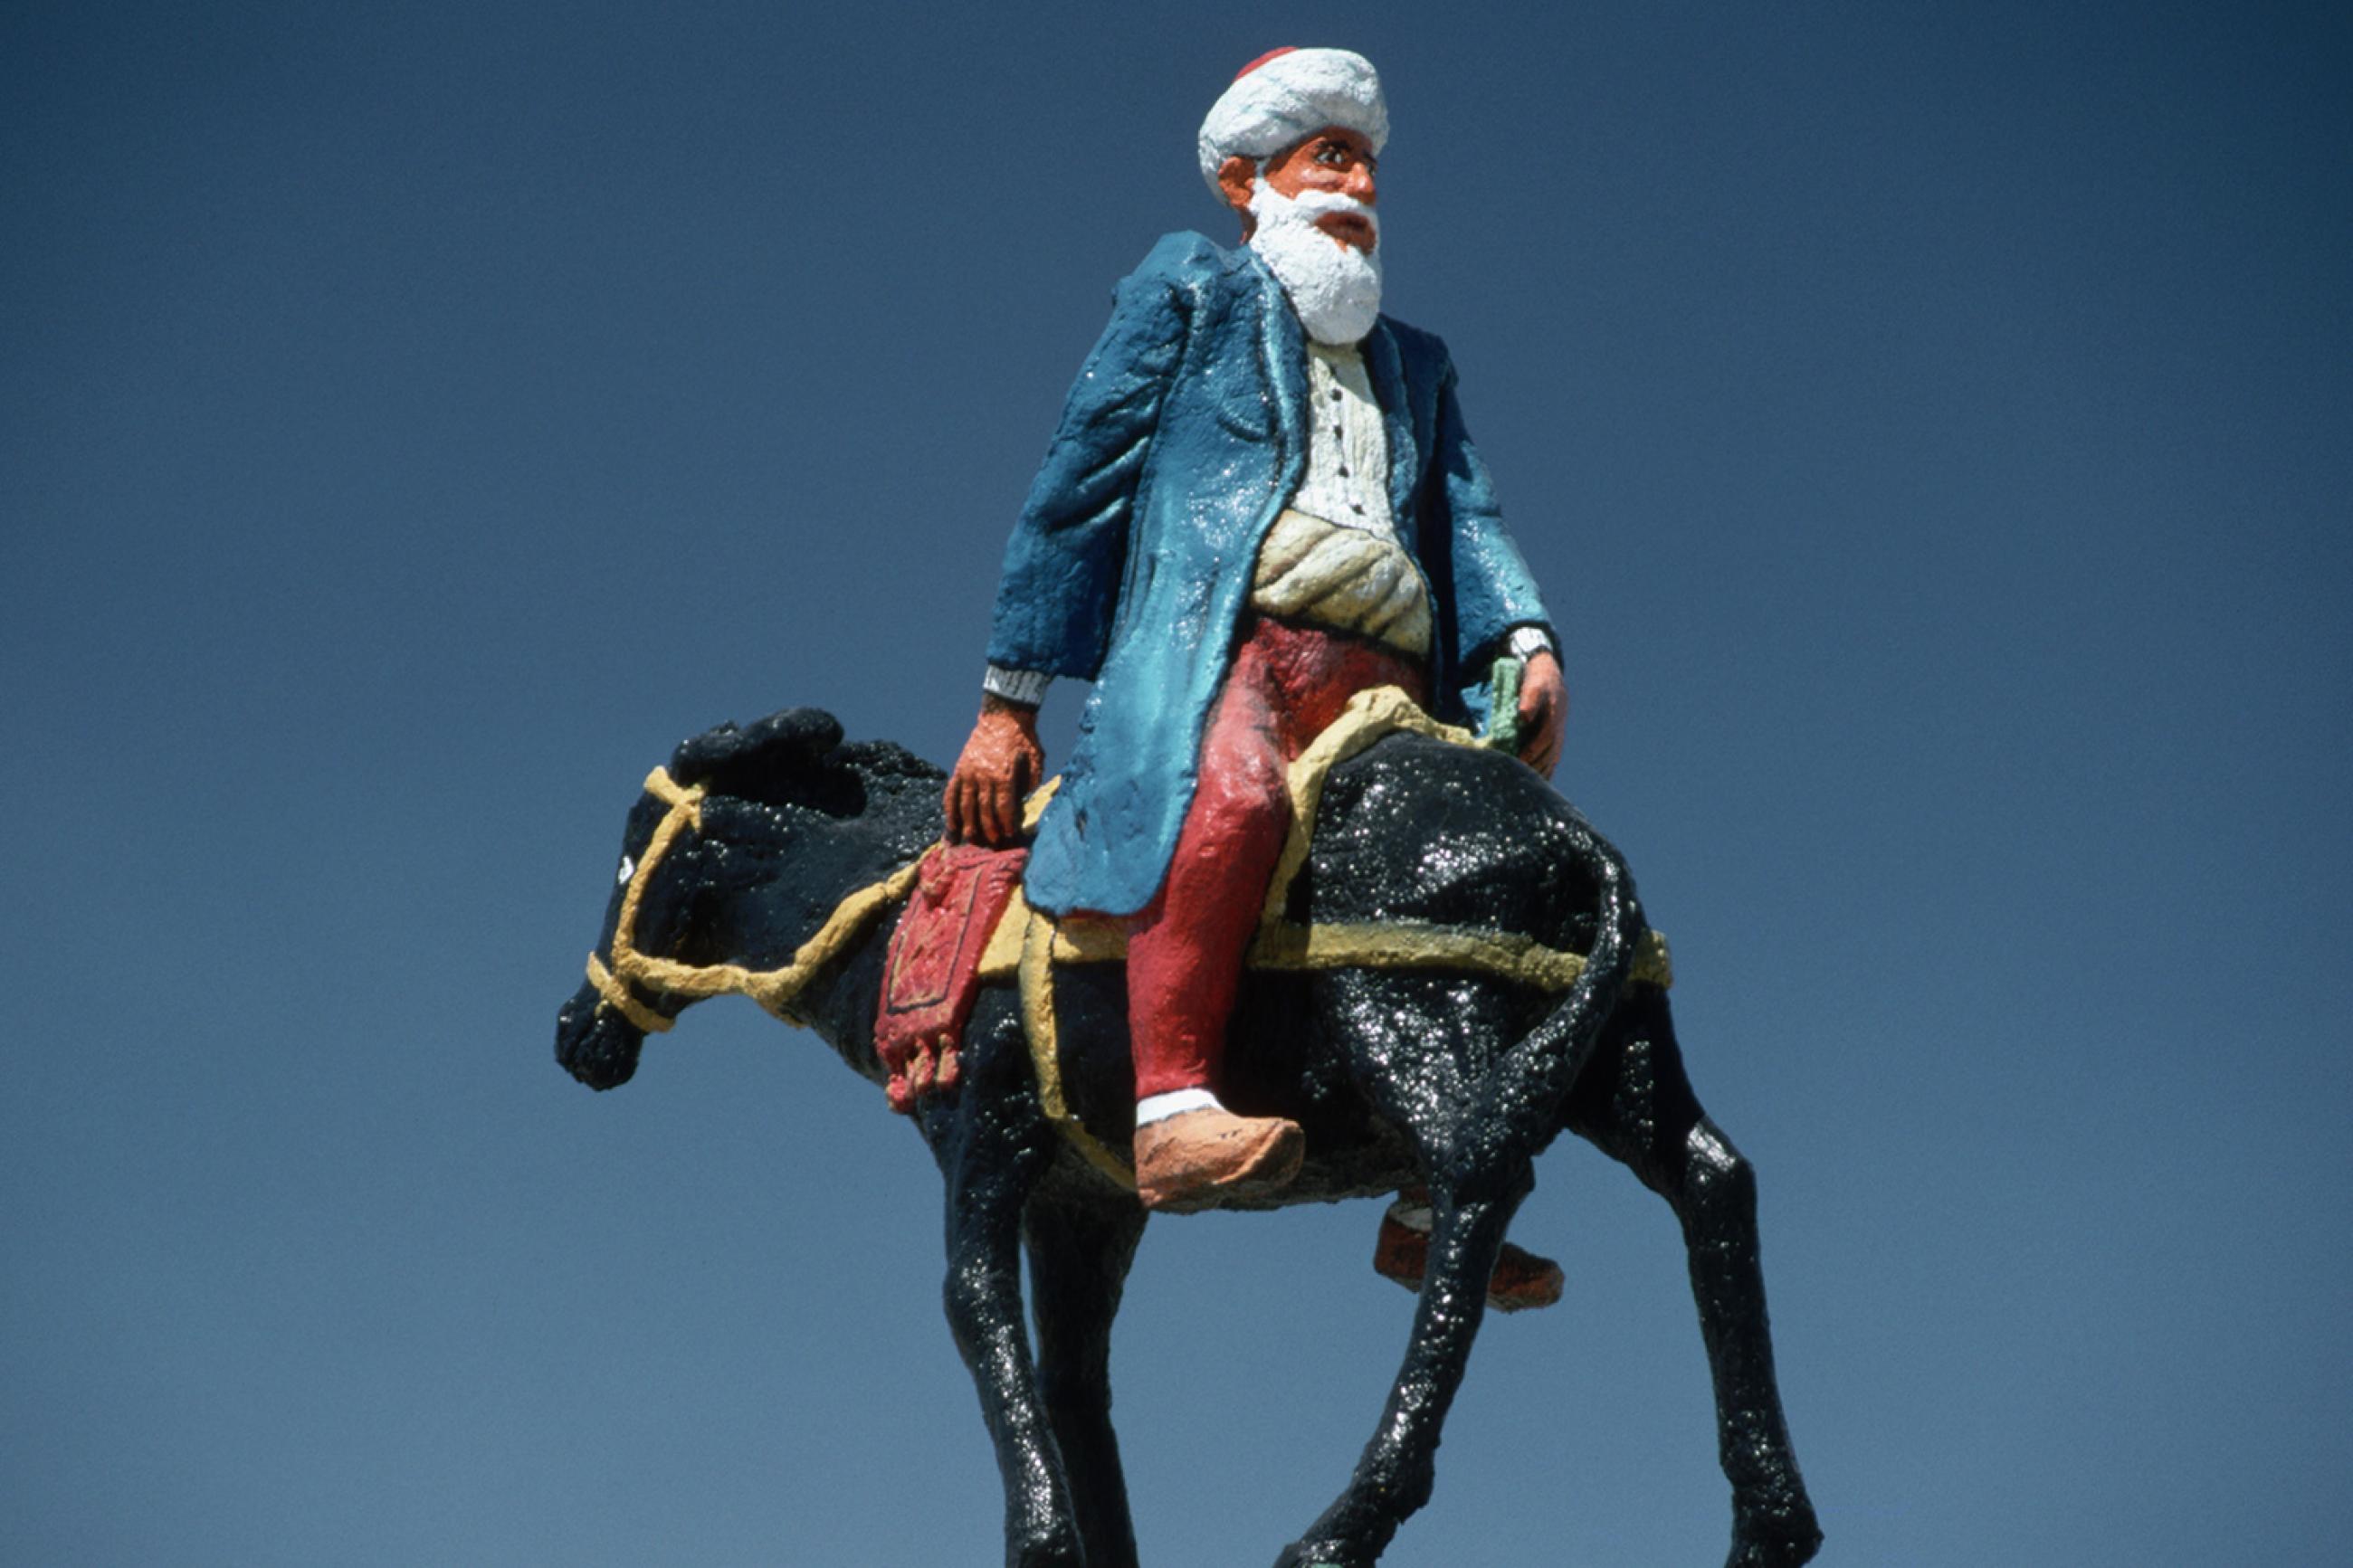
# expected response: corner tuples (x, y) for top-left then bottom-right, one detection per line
(671, 708), (845, 786)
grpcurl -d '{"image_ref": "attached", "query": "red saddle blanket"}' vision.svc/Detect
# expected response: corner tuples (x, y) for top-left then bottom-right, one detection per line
(876, 841), (1027, 1113)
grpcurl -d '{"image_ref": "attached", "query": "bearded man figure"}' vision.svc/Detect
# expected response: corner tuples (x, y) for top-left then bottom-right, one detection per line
(947, 49), (1568, 1250)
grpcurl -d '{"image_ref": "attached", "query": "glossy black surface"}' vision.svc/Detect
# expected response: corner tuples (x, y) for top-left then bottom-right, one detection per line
(555, 709), (1819, 1567)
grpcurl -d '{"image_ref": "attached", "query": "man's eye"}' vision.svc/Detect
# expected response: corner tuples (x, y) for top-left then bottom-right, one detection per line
(1317, 143), (1345, 165)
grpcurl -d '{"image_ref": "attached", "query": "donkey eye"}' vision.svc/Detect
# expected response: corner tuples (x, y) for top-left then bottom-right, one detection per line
(616, 854), (635, 885)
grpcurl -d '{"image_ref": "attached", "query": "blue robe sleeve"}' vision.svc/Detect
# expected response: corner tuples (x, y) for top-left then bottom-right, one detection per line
(984, 239), (1198, 680)
(1432, 362), (1553, 670)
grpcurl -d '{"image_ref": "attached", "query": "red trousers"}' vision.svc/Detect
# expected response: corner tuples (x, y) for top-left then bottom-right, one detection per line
(1126, 617), (1427, 1100)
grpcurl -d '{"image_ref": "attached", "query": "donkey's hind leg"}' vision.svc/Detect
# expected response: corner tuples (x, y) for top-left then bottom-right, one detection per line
(1025, 1194), (1148, 1568)
(1277, 1177), (1529, 1568)
(1275, 974), (1538, 1568)
(1563, 989), (1822, 1568)
(920, 994), (1084, 1568)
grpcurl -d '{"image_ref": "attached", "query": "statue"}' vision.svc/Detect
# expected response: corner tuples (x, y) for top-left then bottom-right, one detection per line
(555, 46), (1820, 1568)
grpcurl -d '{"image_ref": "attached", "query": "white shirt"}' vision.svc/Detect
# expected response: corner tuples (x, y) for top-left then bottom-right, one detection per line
(1289, 341), (1396, 538)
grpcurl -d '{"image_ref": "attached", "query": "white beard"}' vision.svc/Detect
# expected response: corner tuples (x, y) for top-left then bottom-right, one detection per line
(1247, 179), (1384, 347)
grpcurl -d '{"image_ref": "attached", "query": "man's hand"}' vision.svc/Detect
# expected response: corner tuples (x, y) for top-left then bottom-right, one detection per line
(1516, 651), (1567, 779)
(945, 695), (1045, 846)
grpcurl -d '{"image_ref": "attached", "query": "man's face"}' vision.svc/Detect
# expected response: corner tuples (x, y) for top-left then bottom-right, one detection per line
(1229, 122), (1385, 346)
(1259, 127), (1379, 252)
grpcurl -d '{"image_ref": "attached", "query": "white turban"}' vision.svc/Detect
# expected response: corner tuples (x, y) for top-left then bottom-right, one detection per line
(1196, 47), (1388, 196)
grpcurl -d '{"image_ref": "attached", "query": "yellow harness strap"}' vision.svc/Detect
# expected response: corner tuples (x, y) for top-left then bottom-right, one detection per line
(589, 692), (1670, 1190)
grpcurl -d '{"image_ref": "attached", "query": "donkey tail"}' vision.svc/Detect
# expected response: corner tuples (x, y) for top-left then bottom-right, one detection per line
(1476, 806), (1643, 1155)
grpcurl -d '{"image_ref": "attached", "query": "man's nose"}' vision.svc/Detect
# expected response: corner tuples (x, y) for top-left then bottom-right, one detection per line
(1345, 161), (1377, 203)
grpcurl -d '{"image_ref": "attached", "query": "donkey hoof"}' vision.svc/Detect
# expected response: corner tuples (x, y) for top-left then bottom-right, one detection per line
(1728, 1500), (1824, 1567)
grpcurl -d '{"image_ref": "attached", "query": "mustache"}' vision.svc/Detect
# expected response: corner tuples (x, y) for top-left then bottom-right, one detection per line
(1253, 181), (1381, 236)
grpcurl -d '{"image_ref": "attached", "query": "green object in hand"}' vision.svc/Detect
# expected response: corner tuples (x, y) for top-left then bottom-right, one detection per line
(1484, 657), (1523, 755)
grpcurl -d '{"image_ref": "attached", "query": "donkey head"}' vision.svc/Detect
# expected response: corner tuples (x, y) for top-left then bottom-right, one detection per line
(555, 708), (943, 1089)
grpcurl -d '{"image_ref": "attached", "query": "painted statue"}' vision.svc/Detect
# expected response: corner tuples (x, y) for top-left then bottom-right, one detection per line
(557, 46), (1821, 1568)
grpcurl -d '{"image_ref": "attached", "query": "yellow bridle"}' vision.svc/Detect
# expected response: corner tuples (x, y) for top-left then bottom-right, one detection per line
(584, 765), (922, 1033)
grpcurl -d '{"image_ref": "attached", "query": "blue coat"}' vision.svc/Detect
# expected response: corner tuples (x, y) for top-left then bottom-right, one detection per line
(988, 232), (1553, 917)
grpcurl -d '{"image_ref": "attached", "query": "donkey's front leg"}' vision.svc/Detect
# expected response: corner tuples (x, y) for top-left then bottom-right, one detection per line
(1026, 1194), (1148, 1568)
(1275, 1171), (1530, 1568)
(921, 1002), (1084, 1568)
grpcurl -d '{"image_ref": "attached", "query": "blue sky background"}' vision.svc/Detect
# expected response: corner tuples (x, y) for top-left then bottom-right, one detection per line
(5, 3), (2348, 1563)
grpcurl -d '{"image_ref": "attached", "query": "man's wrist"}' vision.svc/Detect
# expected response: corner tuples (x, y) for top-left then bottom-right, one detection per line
(979, 691), (1041, 722)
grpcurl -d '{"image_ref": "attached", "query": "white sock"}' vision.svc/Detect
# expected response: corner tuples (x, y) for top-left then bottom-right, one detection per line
(1136, 1088), (1224, 1128)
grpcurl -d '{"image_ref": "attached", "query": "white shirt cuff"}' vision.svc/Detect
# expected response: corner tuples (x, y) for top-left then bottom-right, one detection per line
(982, 665), (1053, 707)
(1506, 625), (1556, 662)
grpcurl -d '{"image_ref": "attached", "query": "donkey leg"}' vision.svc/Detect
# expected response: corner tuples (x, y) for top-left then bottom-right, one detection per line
(1275, 1168), (1532, 1568)
(1024, 1195), (1148, 1568)
(922, 1003), (1085, 1568)
(1677, 1117), (1823, 1568)
(1565, 995), (1823, 1568)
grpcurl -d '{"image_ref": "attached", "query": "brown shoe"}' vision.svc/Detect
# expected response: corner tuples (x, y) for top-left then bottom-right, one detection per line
(1372, 1211), (1565, 1313)
(1133, 1107), (1305, 1212)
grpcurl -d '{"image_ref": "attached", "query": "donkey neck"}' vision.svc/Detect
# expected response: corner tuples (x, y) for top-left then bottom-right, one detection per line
(689, 746), (943, 1075)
